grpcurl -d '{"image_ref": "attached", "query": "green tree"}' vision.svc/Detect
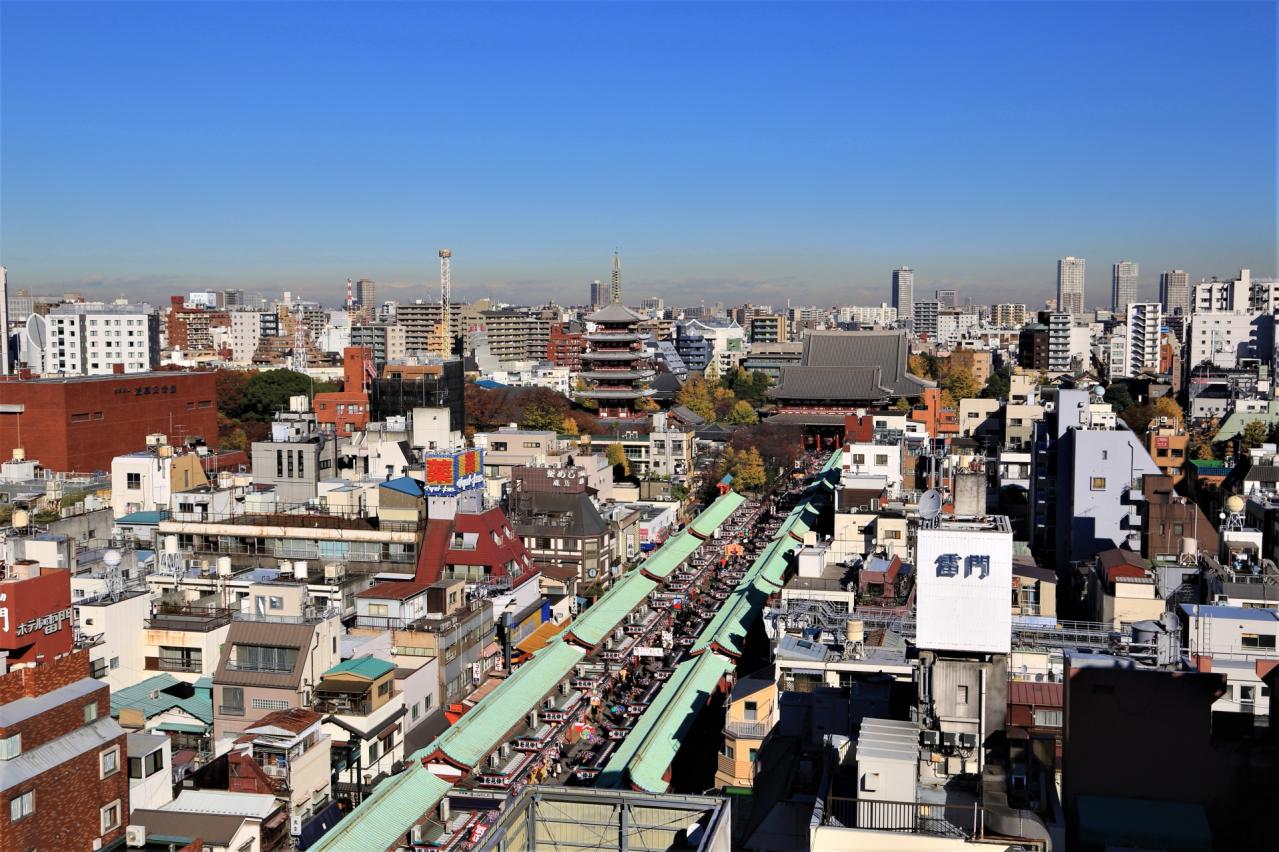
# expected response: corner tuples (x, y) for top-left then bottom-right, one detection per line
(520, 399), (568, 432)
(981, 369), (1011, 400)
(1241, 419), (1269, 449)
(724, 400), (759, 425)
(940, 367), (981, 402)
(712, 387), (737, 421)
(1103, 382), (1134, 413)
(676, 377), (715, 421)
(606, 442), (630, 475)
(240, 369), (317, 421)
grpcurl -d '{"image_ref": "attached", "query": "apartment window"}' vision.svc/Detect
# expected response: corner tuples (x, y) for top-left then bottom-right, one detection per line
(9, 790), (34, 821)
(100, 799), (122, 834)
(297, 450), (304, 478)
(367, 603), (389, 617)
(748, 748), (759, 763)
(231, 644), (299, 672)
(1241, 633), (1276, 650)
(1173, 524), (1185, 535)
(378, 681), (391, 697)
(1090, 477), (1106, 490)
(722, 743), (734, 759)
(84, 701), (98, 724)
(852, 454), (866, 465)
(1101, 450), (1109, 460)
(491, 441), (508, 451)
(957, 685), (969, 705)
(277, 450), (284, 477)
(100, 746), (121, 778)
(221, 686), (245, 716)
(411, 702), (421, 721)
(268, 596), (284, 610)
(744, 700), (758, 721)
(0, 734), (21, 760)
(159, 647), (202, 672)
(1033, 709), (1062, 727)
(287, 451), (294, 478)
(368, 740), (380, 762)
(126, 472), (141, 489)
(884, 530), (902, 540)
(129, 750), (163, 779)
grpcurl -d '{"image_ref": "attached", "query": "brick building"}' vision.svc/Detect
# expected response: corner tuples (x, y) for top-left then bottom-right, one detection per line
(545, 322), (585, 371)
(314, 347), (374, 436)
(1, 566), (129, 852)
(167, 296), (230, 352)
(0, 371), (218, 472)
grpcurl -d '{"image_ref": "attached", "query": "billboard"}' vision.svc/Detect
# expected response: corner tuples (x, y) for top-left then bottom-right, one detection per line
(914, 523), (1013, 654)
(421, 448), (484, 496)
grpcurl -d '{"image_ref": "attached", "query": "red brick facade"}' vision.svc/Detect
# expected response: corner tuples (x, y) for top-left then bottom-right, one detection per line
(0, 651), (130, 852)
(546, 323), (584, 371)
(0, 371), (218, 472)
(315, 347), (372, 435)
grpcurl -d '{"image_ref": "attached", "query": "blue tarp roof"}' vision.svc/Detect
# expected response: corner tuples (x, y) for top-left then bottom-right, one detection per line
(475, 379), (507, 389)
(379, 476), (424, 497)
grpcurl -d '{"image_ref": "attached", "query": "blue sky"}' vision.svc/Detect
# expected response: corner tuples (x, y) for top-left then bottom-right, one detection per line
(1, 1), (1274, 308)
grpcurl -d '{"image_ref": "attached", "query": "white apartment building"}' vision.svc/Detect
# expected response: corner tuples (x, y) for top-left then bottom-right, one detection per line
(229, 310), (262, 364)
(1189, 311), (1264, 369)
(838, 303), (898, 327)
(991, 304), (1027, 327)
(935, 309), (981, 345)
(1192, 269), (1251, 313)
(45, 304), (161, 375)
(1121, 302), (1162, 377)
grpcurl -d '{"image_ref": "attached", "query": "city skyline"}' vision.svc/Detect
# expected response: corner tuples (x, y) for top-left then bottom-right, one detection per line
(0, 1), (1274, 306)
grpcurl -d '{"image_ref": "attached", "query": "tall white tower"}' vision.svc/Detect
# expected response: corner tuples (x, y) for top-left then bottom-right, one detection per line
(610, 250), (621, 304)
(892, 267), (914, 325)
(1112, 261), (1139, 314)
(1057, 257), (1086, 317)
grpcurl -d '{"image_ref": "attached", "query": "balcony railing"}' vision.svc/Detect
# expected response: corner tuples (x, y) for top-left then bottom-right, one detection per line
(146, 606), (235, 632)
(148, 657), (205, 673)
(825, 796), (976, 839)
(724, 720), (773, 739)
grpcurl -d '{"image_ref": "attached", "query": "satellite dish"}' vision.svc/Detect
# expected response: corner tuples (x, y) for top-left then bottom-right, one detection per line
(1226, 495), (1246, 514)
(26, 314), (46, 350)
(919, 489), (943, 521)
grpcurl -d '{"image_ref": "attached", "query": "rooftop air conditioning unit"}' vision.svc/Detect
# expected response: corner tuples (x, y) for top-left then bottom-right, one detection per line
(324, 564), (345, 581)
(125, 826), (146, 848)
(958, 733), (977, 749)
(920, 730), (940, 748)
(941, 732), (958, 748)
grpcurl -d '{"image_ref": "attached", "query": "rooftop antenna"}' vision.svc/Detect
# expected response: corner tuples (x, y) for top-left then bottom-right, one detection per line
(103, 549), (124, 601)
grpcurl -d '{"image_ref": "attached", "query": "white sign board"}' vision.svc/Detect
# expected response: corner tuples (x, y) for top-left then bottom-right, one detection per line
(631, 647), (664, 658)
(915, 525), (1013, 654)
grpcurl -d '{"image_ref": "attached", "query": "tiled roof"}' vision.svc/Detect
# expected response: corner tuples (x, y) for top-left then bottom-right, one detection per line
(585, 302), (643, 323)
(324, 656), (395, 680)
(356, 580), (431, 600)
